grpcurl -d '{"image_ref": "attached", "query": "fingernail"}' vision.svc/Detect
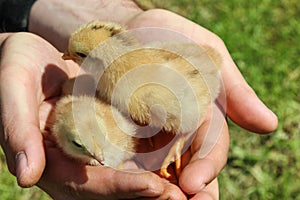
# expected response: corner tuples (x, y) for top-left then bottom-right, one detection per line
(15, 151), (27, 184)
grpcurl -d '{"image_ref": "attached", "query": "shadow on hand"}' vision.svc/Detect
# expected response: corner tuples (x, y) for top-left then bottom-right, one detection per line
(39, 65), (182, 191)
(41, 64), (68, 100)
(40, 64), (90, 191)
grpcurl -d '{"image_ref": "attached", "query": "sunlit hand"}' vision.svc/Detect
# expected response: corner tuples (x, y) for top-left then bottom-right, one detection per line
(143, 103), (228, 200)
(29, 0), (278, 133)
(0, 32), (188, 199)
(6, 0), (277, 199)
(124, 8), (277, 199)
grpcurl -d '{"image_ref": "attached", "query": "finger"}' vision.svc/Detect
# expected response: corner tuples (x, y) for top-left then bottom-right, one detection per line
(0, 71), (46, 187)
(0, 69), (46, 187)
(88, 170), (186, 199)
(158, 181), (187, 200)
(218, 50), (278, 133)
(38, 144), (186, 200)
(127, 9), (278, 133)
(0, 33), (67, 187)
(189, 178), (219, 200)
(179, 104), (229, 195)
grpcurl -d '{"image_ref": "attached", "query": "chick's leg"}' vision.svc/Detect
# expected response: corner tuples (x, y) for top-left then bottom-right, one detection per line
(160, 136), (186, 178)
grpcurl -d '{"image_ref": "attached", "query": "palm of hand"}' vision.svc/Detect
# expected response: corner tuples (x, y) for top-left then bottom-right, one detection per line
(34, 32), (225, 199)
(1, 29), (226, 200)
(0, 33), (188, 199)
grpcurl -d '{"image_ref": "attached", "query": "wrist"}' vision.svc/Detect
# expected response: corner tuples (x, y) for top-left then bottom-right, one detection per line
(28, 0), (80, 52)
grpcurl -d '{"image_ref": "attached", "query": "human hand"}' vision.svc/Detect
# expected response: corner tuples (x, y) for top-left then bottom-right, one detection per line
(141, 103), (228, 200)
(123, 8), (277, 198)
(53, 17), (228, 199)
(18, 1), (277, 198)
(0, 32), (187, 199)
(125, 8), (278, 134)
(29, 0), (278, 133)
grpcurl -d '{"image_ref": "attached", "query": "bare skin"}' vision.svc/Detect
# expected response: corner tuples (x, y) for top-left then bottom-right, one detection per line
(0, 0), (277, 199)
(29, 0), (277, 133)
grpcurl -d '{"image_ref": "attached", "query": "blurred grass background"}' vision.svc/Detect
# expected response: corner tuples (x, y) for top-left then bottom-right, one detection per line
(1, 0), (299, 199)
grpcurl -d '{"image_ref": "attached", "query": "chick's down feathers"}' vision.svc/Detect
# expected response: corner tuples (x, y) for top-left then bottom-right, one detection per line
(52, 95), (137, 168)
(63, 20), (221, 135)
(62, 20), (222, 177)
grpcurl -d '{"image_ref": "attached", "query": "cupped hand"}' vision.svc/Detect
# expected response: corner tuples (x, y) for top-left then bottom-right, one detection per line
(0, 32), (186, 199)
(124, 7), (276, 198)
(125, 8), (278, 134)
(0, 32), (71, 187)
(29, 0), (278, 133)
(144, 103), (228, 199)
(179, 104), (228, 200)
(3, 0), (278, 199)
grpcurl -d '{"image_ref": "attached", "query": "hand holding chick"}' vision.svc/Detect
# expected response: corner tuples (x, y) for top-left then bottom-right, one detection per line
(62, 20), (221, 178)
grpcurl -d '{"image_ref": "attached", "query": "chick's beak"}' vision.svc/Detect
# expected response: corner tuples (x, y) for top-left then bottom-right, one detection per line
(62, 51), (77, 61)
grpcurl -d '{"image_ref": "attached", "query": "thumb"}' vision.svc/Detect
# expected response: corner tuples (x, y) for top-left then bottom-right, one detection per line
(0, 66), (46, 187)
(219, 49), (278, 133)
(179, 104), (229, 195)
(0, 32), (67, 187)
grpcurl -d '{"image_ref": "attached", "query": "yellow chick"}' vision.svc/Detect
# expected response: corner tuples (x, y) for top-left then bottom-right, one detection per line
(62, 21), (221, 177)
(52, 94), (137, 168)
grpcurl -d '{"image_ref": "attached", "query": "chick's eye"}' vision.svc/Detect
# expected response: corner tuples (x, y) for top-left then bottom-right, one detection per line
(75, 52), (87, 58)
(72, 140), (83, 148)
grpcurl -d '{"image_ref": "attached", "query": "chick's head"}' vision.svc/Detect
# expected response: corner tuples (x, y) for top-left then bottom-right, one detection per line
(63, 21), (124, 64)
(52, 95), (107, 165)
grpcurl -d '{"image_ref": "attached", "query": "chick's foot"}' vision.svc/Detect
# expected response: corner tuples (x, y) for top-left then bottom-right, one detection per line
(160, 136), (186, 178)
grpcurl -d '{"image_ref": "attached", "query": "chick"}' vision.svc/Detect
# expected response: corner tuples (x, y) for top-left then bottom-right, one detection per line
(62, 21), (221, 177)
(52, 94), (137, 168)
(62, 21), (135, 64)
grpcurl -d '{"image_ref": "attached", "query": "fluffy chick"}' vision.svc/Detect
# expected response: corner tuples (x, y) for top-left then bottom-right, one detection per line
(52, 94), (137, 168)
(63, 20), (221, 133)
(62, 20), (221, 177)
(62, 21), (127, 64)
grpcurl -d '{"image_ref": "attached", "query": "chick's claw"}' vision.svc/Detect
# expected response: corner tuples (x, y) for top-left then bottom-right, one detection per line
(88, 159), (102, 166)
(160, 136), (186, 178)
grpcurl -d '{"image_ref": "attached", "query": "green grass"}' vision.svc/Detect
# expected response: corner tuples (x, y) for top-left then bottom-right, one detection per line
(167, 0), (300, 199)
(0, 149), (51, 200)
(1, 0), (299, 199)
